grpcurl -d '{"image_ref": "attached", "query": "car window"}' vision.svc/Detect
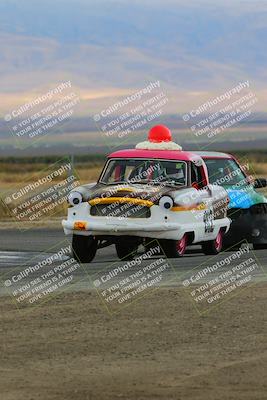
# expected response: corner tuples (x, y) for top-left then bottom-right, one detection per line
(204, 158), (248, 187)
(100, 159), (188, 186)
(101, 160), (144, 184)
(190, 163), (207, 188)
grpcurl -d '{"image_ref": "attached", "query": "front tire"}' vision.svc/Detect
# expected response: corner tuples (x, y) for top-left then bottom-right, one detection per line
(72, 234), (97, 263)
(115, 237), (139, 260)
(202, 229), (224, 255)
(161, 234), (188, 258)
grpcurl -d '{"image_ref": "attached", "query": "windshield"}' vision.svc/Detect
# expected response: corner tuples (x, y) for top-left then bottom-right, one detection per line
(100, 158), (188, 187)
(204, 158), (248, 187)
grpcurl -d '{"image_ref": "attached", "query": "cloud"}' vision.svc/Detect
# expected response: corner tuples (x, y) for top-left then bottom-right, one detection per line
(0, 1), (266, 116)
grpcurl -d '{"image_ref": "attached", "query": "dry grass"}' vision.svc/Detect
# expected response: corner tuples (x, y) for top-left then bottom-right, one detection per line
(0, 159), (266, 220)
(0, 163), (102, 186)
(252, 162), (267, 176)
(75, 165), (102, 183)
(0, 162), (103, 220)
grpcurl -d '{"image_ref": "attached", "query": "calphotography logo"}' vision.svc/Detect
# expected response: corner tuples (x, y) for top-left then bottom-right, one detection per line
(181, 80), (259, 148)
(0, 241), (87, 309)
(4, 81), (80, 149)
(88, 240), (177, 314)
(181, 242), (265, 315)
(1, 158), (80, 230)
(93, 80), (169, 149)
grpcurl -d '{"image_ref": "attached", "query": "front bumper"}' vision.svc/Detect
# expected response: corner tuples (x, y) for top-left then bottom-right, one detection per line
(62, 202), (230, 242)
(62, 202), (184, 239)
(62, 218), (180, 233)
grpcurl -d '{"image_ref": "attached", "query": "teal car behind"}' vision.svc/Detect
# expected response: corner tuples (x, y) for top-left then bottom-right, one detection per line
(196, 151), (267, 250)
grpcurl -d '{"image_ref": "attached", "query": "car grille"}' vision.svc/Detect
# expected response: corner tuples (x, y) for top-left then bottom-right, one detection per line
(90, 204), (151, 218)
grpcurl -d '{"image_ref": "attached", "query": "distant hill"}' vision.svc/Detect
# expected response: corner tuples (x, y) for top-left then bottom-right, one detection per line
(0, 137), (267, 157)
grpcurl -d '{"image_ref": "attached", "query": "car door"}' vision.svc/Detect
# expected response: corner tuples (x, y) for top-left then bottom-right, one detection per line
(190, 161), (215, 236)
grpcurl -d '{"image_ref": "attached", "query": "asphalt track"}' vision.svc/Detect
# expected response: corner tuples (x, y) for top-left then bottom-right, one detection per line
(0, 228), (266, 297)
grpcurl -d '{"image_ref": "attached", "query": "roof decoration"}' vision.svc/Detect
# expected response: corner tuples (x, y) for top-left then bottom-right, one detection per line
(135, 125), (182, 151)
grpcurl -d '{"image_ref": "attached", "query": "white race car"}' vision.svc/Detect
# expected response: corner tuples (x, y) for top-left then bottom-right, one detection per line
(62, 126), (231, 261)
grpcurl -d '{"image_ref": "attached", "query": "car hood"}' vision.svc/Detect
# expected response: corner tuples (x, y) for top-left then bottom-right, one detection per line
(77, 182), (181, 204)
(90, 183), (176, 203)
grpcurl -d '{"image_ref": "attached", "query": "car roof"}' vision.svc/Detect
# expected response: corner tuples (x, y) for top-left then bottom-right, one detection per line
(193, 151), (233, 159)
(108, 149), (202, 162)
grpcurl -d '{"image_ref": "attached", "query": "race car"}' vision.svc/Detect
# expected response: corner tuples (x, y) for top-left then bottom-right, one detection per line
(62, 125), (231, 262)
(195, 151), (267, 250)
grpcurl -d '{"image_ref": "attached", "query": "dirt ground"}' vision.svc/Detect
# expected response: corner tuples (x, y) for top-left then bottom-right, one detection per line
(0, 284), (267, 400)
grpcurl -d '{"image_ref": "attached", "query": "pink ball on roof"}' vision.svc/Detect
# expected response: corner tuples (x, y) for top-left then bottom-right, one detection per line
(148, 125), (172, 143)
(135, 125), (182, 150)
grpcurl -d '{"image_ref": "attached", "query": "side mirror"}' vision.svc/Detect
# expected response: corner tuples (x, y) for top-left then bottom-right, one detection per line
(254, 178), (267, 189)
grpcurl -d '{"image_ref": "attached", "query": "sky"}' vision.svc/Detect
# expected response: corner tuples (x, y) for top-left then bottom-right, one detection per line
(0, 0), (266, 116)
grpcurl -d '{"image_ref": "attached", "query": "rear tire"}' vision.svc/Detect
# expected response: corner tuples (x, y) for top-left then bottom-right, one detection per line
(253, 243), (267, 250)
(202, 229), (224, 255)
(161, 234), (188, 258)
(72, 234), (97, 263)
(116, 237), (139, 260)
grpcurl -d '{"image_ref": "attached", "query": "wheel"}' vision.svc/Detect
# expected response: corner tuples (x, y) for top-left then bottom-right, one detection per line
(72, 234), (97, 263)
(161, 234), (188, 258)
(115, 237), (139, 261)
(202, 229), (224, 255)
(253, 243), (267, 250)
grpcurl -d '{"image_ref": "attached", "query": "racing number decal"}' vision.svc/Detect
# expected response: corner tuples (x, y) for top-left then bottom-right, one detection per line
(203, 208), (215, 233)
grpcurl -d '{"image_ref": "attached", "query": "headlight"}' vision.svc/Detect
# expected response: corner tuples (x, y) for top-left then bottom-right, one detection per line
(68, 191), (83, 206)
(159, 196), (174, 210)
